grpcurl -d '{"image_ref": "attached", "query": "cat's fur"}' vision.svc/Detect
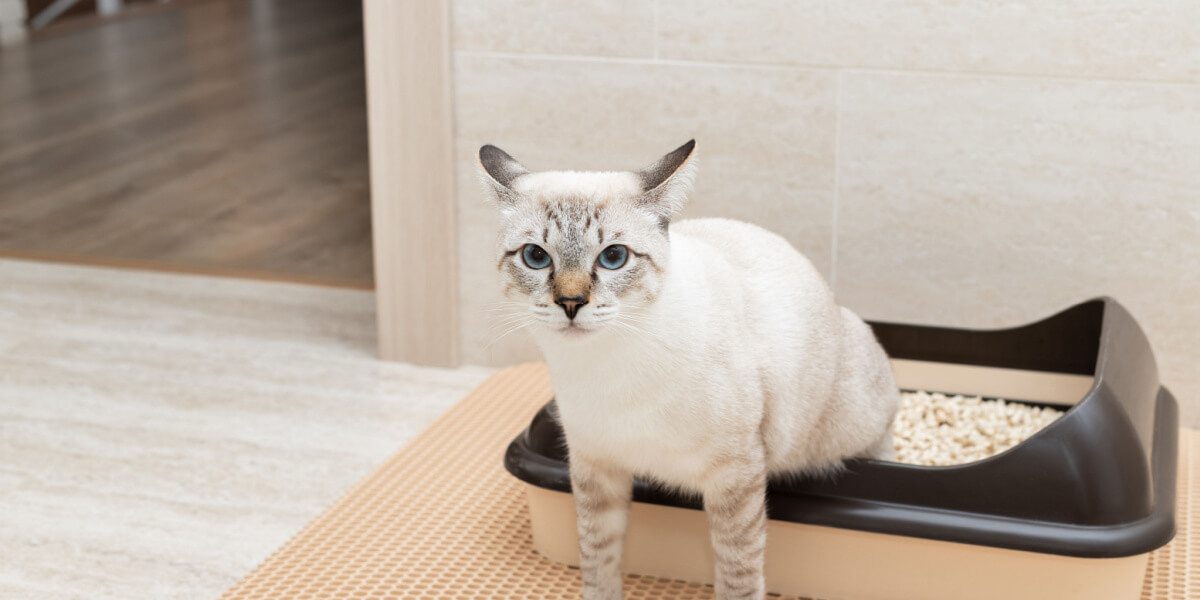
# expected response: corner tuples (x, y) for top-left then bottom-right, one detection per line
(480, 141), (899, 600)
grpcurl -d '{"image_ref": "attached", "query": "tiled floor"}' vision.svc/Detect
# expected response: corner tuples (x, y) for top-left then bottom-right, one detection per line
(0, 259), (492, 599)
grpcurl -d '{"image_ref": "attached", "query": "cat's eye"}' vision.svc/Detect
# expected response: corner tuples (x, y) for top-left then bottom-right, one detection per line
(521, 244), (552, 269)
(597, 245), (628, 270)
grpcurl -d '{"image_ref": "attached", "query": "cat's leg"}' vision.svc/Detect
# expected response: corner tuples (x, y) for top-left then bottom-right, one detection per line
(703, 449), (768, 600)
(570, 455), (633, 600)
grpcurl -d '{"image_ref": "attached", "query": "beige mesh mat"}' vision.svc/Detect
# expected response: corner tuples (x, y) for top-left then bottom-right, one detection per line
(220, 363), (1198, 600)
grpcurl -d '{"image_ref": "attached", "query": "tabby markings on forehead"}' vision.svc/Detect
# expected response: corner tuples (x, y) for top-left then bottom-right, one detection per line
(544, 200), (601, 272)
(559, 238), (587, 270)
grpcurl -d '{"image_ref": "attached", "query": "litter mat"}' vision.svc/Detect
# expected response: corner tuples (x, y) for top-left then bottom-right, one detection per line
(221, 306), (1197, 600)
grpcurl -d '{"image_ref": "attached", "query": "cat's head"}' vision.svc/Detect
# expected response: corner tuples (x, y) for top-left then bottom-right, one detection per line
(479, 141), (697, 339)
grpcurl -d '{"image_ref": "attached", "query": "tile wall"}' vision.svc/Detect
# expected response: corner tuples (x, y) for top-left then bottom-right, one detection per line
(450, 0), (1200, 426)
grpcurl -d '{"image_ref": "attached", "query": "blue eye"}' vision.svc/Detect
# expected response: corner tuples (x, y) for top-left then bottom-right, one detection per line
(598, 245), (628, 270)
(522, 244), (552, 269)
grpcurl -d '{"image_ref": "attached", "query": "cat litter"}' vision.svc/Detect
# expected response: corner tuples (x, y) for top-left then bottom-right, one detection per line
(892, 391), (1064, 466)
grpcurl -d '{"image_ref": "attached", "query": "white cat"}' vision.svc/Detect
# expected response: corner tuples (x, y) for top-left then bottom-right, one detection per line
(480, 140), (899, 600)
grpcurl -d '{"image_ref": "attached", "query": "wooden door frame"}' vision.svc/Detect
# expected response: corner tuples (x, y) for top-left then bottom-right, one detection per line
(363, 0), (459, 367)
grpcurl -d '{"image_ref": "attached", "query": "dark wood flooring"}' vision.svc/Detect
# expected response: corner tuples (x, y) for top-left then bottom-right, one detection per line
(0, 0), (372, 287)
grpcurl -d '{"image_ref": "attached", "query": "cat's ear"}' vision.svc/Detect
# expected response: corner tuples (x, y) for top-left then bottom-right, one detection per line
(478, 144), (530, 209)
(636, 140), (697, 226)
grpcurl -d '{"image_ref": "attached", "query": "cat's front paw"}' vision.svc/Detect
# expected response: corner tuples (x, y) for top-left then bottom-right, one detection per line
(579, 578), (624, 600)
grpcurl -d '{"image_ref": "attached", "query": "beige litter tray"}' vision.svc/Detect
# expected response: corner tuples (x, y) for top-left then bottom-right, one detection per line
(219, 303), (1195, 600)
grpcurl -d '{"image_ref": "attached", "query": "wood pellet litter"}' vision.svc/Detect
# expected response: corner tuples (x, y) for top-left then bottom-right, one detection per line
(893, 391), (1065, 466)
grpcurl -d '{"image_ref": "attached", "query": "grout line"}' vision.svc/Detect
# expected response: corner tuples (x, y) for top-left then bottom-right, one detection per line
(453, 49), (1200, 88)
(830, 70), (842, 295)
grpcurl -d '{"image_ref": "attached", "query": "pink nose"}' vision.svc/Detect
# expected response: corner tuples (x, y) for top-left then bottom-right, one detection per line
(555, 296), (588, 320)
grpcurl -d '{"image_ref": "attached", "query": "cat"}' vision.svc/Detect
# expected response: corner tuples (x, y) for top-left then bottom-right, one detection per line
(479, 140), (899, 600)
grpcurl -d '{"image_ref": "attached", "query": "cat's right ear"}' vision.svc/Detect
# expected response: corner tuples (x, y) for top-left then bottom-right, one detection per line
(478, 145), (530, 209)
(636, 140), (697, 228)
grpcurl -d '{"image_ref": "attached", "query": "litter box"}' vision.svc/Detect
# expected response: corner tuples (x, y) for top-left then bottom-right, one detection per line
(503, 298), (1179, 600)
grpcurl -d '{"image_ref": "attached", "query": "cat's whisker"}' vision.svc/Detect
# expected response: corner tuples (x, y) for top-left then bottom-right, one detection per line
(610, 316), (672, 347)
(487, 317), (535, 348)
(482, 299), (530, 310)
(483, 327), (523, 350)
(614, 309), (657, 322)
(614, 310), (659, 327)
(481, 310), (539, 342)
(482, 305), (530, 316)
(484, 312), (528, 328)
(487, 311), (529, 324)
(482, 305), (526, 314)
(485, 318), (534, 340)
(615, 314), (657, 326)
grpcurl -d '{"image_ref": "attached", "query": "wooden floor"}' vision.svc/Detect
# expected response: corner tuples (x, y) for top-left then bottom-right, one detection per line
(0, 0), (373, 287)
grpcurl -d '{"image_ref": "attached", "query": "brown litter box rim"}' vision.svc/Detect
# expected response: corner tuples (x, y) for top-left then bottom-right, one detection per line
(506, 391), (1178, 558)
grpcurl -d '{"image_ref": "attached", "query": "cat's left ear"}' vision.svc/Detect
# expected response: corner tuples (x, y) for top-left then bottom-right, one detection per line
(636, 140), (697, 226)
(478, 144), (530, 209)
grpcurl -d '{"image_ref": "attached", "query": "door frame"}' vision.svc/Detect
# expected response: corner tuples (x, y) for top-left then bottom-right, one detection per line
(363, 0), (459, 367)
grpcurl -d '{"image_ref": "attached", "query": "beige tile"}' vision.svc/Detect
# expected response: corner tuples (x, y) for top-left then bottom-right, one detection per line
(0, 259), (493, 600)
(835, 72), (1200, 426)
(659, 0), (1200, 82)
(452, 0), (655, 58)
(453, 55), (838, 365)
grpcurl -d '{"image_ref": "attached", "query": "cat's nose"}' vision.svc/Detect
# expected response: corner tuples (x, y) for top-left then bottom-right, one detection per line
(555, 296), (588, 320)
